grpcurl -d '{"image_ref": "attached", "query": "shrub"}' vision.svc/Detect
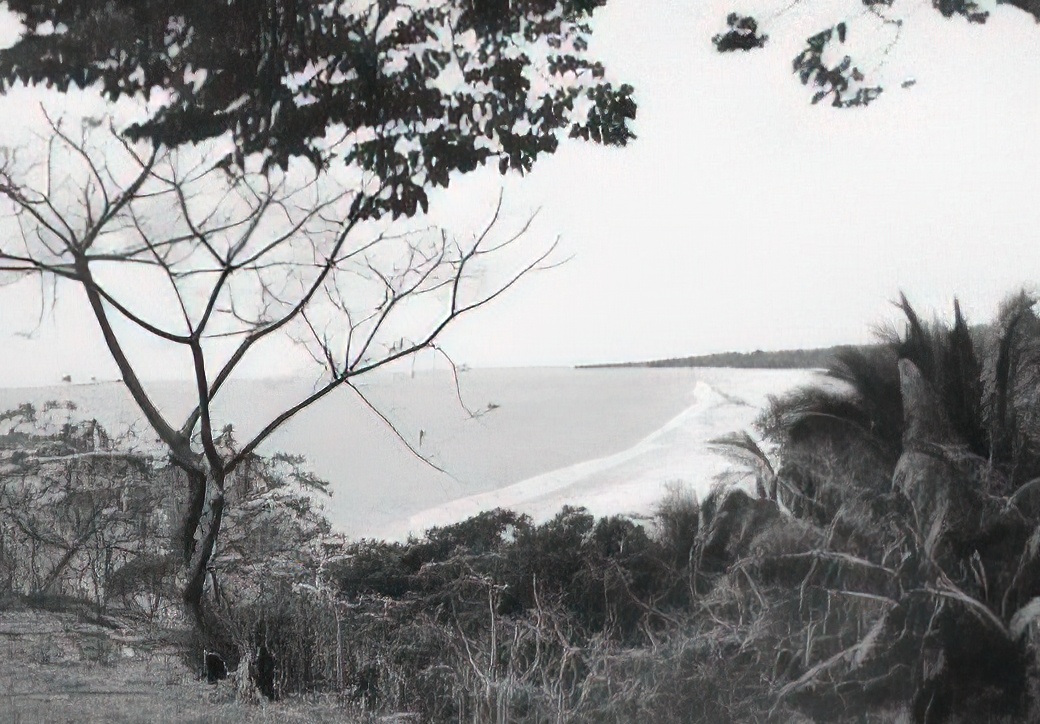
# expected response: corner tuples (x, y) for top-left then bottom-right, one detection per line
(653, 482), (701, 569)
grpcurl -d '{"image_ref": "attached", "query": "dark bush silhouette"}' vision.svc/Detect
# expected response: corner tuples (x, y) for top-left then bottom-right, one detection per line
(712, 13), (768, 52)
(205, 650), (228, 683)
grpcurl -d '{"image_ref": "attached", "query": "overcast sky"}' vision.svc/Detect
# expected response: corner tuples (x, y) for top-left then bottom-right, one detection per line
(1, 0), (1038, 386)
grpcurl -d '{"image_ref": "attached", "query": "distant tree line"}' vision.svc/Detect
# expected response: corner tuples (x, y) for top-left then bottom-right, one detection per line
(580, 344), (877, 370)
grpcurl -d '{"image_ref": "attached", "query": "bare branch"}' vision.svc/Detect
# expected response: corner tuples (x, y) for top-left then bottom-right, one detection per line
(431, 344), (492, 419)
(179, 203), (366, 438)
(89, 280), (193, 344)
(73, 256), (187, 460)
(41, 108), (110, 213)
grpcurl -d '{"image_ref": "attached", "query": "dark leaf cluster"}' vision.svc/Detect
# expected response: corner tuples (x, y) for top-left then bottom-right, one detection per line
(0, 0), (635, 220)
(934, 0), (991, 22)
(1001, 0), (1040, 21)
(793, 24), (883, 107)
(712, 13), (768, 52)
(332, 506), (676, 643)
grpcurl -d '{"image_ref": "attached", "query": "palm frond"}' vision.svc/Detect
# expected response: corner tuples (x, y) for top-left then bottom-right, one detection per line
(895, 292), (936, 382)
(942, 299), (986, 455)
(709, 430), (776, 498)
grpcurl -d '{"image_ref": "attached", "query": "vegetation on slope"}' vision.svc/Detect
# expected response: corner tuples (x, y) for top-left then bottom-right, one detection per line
(6, 289), (1040, 723)
(732, 291), (1040, 723)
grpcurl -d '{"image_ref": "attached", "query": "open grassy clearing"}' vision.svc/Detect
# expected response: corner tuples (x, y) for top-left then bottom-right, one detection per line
(0, 606), (367, 724)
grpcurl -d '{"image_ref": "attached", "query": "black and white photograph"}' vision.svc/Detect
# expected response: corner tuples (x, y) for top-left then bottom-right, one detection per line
(0, 0), (1038, 721)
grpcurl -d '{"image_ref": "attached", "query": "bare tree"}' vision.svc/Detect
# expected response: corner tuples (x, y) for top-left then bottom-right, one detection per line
(0, 116), (555, 621)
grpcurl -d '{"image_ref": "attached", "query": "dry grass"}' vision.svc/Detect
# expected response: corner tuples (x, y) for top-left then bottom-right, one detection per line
(0, 607), (367, 724)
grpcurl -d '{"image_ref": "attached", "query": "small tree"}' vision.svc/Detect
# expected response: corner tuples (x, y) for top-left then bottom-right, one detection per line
(0, 0), (636, 623)
(0, 123), (557, 621)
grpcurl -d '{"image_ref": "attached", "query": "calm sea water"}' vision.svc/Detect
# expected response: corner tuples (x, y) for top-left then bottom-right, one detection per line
(0, 366), (815, 538)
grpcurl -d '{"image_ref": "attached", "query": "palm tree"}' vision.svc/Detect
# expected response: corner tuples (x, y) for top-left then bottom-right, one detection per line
(710, 291), (1040, 722)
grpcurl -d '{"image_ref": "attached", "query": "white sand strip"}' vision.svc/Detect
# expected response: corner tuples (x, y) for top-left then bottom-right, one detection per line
(372, 372), (813, 541)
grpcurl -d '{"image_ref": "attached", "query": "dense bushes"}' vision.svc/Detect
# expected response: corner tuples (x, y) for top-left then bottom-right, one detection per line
(0, 403), (171, 610)
(206, 500), (788, 720)
(0, 404), (334, 630)
(335, 506), (678, 640)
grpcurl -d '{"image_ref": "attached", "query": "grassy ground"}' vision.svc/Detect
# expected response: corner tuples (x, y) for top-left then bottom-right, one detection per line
(0, 606), (369, 724)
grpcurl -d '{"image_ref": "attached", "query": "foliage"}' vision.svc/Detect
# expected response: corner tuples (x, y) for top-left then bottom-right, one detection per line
(0, 402), (167, 610)
(189, 499), (770, 719)
(0, 0), (636, 219)
(333, 506), (675, 642)
(793, 24), (883, 107)
(653, 482), (701, 569)
(933, 0), (990, 23)
(715, 0), (1039, 108)
(709, 290), (1040, 722)
(712, 14), (768, 52)
(0, 402), (334, 626)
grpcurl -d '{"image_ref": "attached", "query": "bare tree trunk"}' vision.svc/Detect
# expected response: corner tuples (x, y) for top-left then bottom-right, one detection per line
(181, 468), (226, 624)
(180, 467), (208, 562)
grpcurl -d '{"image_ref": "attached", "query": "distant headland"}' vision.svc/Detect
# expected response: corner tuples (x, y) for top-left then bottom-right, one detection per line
(578, 344), (876, 370)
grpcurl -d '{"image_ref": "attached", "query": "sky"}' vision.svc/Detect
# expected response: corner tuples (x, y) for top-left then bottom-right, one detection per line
(1, 0), (1039, 386)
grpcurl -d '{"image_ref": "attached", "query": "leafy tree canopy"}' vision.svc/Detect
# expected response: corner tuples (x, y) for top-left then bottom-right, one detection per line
(0, 0), (636, 218)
